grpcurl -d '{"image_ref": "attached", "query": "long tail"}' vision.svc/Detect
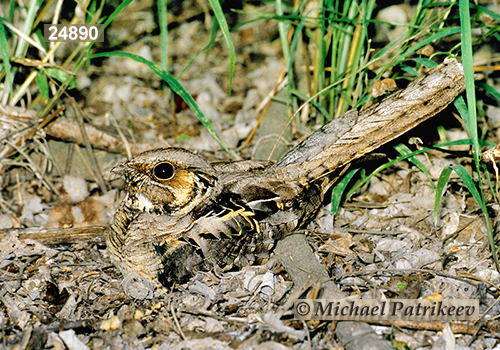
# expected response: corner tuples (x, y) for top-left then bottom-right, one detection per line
(275, 58), (465, 184)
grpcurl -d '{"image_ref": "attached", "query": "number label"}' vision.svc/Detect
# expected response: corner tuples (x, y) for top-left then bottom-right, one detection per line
(44, 24), (103, 43)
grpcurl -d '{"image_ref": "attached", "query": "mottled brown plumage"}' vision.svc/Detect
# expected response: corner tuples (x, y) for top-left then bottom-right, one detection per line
(108, 147), (343, 286)
(107, 59), (465, 286)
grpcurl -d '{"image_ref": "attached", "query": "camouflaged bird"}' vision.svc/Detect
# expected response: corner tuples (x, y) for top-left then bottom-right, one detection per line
(107, 59), (465, 286)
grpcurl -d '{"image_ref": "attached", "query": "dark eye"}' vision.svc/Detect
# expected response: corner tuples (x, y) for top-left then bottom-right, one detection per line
(153, 162), (175, 180)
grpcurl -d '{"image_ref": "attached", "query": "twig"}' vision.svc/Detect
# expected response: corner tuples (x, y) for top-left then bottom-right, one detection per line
(44, 117), (154, 155)
(171, 302), (186, 340)
(275, 281), (312, 319)
(69, 97), (107, 193)
(368, 319), (478, 335)
(0, 225), (107, 245)
(346, 229), (407, 235)
(336, 268), (482, 290)
(18, 105), (65, 146)
(5, 140), (59, 194)
(182, 308), (247, 323)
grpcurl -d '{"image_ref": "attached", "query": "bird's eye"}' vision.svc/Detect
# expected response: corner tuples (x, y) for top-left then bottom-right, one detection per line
(153, 162), (175, 180)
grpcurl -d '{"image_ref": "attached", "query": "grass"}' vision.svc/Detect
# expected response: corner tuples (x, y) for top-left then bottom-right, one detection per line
(253, 0), (500, 270)
(0, 1), (499, 270)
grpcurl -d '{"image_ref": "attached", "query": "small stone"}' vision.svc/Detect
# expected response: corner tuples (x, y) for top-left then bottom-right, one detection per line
(134, 309), (144, 320)
(100, 316), (121, 331)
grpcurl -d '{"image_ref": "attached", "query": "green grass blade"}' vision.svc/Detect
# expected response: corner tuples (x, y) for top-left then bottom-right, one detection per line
(434, 164), (487, 223)
(436, 138), (472, 147)
(287, 7), (315, 116)
(436, 138), (497, 148)
(101, 0), (134, 32)
(14, 0), (41, 58)
(331, 168), (360, 215)
(473, 4), (500, 23)
(450, 165), (483, 211)
(35, 71), (49, 101)
(399, 65), (421, 77)
(45, 67), (77, 89)
(394, 143), (435, 189)
(372, 27), (462, 63)
(78, 0), (134, 57)
(290, 88), (331, 121)
(480, 82), (500, 102)
(444, 164), (498, 270)
(410, 57), (438, 68)
(0, 17), (13, 99)
(346, 147), (432, 197)
(481, 162), (497, 204)
(346, 137), (495, 207)
(178, 39), (212, 79)
(91, 51), (228, 152)
(459, 0), (479, 160)
(189, 8), (222, 70)
(434, 167), (452, 225)
(158, 0), (168, 71)
(207, 0), (234, 95)
(6, 0), (15, 22)
(315, 0), (326, 108)
(275, 0), (290, 67)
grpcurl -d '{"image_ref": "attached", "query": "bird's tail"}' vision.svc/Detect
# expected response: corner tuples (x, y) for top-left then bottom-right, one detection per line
(275, 58), (465, 184)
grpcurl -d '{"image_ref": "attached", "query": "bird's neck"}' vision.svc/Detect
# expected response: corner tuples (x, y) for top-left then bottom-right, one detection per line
(110, 194), (140, 244)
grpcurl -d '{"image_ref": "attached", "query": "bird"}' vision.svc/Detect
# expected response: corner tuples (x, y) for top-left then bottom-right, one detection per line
(107, 146), (344, 286)
(106, 59), (465, 287)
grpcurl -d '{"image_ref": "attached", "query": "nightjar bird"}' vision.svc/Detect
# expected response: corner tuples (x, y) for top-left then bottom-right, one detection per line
(107, 59), (465, 287)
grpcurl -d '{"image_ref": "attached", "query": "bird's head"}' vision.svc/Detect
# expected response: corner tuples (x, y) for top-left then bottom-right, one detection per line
(113, 148), (218, 215)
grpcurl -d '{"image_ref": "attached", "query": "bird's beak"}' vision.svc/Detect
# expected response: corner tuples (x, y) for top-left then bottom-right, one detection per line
(111, 162), (130, 176)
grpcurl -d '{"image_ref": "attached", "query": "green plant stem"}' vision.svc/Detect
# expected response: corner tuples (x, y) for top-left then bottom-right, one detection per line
(159, 0), (168, 72)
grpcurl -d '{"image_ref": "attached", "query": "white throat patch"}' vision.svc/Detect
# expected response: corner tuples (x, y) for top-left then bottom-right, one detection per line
(136, 193), (154, 211)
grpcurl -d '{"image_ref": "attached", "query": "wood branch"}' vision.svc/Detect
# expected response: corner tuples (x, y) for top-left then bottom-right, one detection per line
(44, 118), (156, 156)
(0, 226), (108, 245)
(368, 319), (481, 335)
